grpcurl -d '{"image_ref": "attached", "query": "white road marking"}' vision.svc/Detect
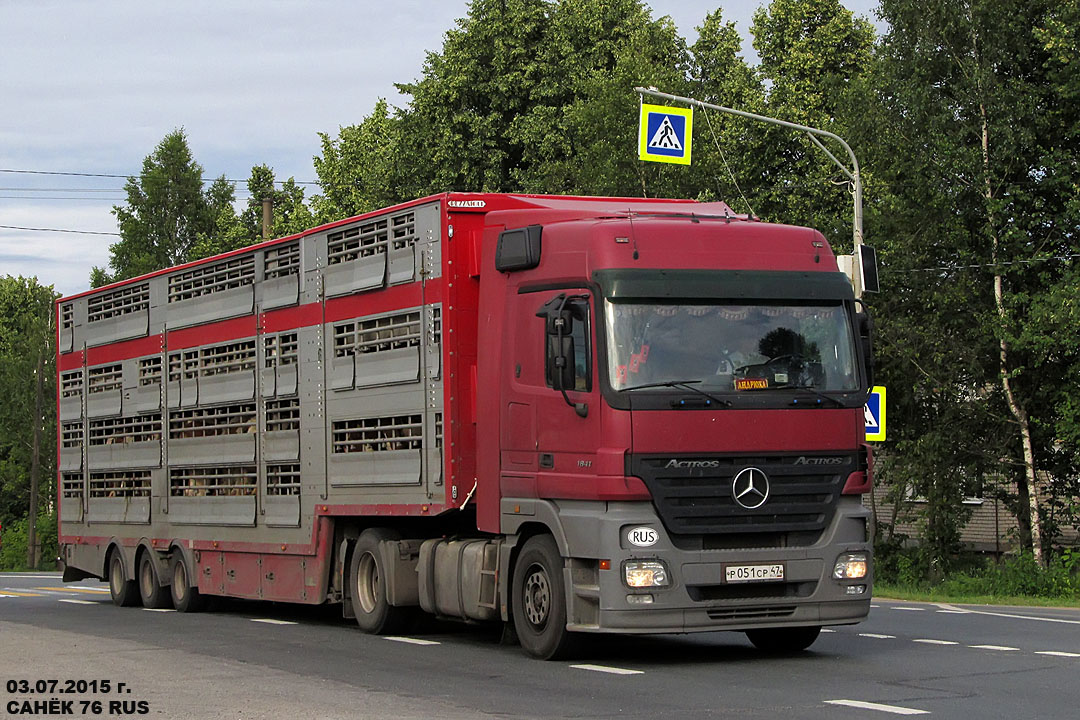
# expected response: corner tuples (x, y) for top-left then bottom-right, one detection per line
(58, 599), (96, 605)
(0, 593), (16, 598)
(384, 636), (441, 646)
(570, 664), (644, 676)
(1034, 651), (1080, 658)
(859, 633), (896, 639)
(870, 604), (880, 608)
(826, 699), (929, 715)
(250, 618), (298, 625)
(935, 604), (1080, 625)
(143, 608), (176, 613)
(892, 607), (926, 612)
(821, 629), (837, 633)
(935, 610), (967, 614)
(968, 644), (1018, 651)
(0, 574), (65, 579)
(913, 639), (958, 645)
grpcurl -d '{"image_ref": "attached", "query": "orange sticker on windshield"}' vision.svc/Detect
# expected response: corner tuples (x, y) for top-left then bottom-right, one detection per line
(735, 378), (769, 391)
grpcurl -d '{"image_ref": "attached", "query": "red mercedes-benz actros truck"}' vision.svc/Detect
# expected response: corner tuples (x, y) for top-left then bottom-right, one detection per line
(57, 192), (874, 658)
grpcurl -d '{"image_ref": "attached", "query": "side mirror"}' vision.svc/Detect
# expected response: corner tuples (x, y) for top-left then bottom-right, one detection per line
(536, 294), (590, 417)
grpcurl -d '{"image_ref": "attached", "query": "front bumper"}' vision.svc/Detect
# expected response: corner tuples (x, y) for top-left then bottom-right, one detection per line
(536, 496), (872, 634)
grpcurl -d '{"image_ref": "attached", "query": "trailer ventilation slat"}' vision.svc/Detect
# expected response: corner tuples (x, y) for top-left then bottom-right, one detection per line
(334, 310), (422, 357)
(264, 242), (300, 279)
(327, 212), (415, 267)
(62, 472), (83, 499)
(332, 414), (423, 453)
(87, 364), (122, 394)
(61, 421), (83, 447)
(265, 397), (300, 432)
(169, 465), (257, 496)
(61, 303), (74, 330)
(264, 333), (298, 367)
(89, 414), (162, 445)
(168, 255), (255, 303)
(138, 356), (162, 386)
(89, 470), (151, 498)
(169, 403), (256, 438)
(266, 463), (301, 496)
(87, 283), (149, 322)
(61, 370), (83, 397)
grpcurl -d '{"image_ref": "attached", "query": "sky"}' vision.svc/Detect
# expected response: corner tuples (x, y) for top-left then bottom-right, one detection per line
(0, 0), (882, 297)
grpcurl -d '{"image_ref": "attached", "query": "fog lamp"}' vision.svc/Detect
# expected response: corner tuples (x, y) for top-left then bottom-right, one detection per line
(626, 594), (654, 604)
(833, 553), (868, 580)
(624, 560), (670, 588)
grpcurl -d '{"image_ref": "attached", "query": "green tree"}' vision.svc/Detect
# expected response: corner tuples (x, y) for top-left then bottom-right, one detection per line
(869, 0), (1080, 563)
(95, 129), (216, 285)
(0, 276), (57, 568)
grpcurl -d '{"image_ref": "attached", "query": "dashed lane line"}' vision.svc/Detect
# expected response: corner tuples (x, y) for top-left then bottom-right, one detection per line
(859, 633), (896, 639)
(935, 604), (1080, 625)
(36, 586), (110, 594)
(913, 639), (959, 646)
(821, 629), (837, 633)
(570, 664), (645, 676)
(892, 607), (927, 612)
(1034, 651), (1080, 658)
(143, 608), (176, 613)
(58, 599), (98, 605)
(0, 591), (44, 597)
(825, 700), (929, 715)
(968, 644), (1019, 652)
(384, 636), (441, 646)
(250, 618), (298, 625)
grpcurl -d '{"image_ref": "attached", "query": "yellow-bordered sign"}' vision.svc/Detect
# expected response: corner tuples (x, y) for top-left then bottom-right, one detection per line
(639, 103), (693, 165)
(865, 385), (886, 442)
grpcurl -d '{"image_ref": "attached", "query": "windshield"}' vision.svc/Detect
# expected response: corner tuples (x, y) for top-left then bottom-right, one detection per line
(605, 300), (859, 393)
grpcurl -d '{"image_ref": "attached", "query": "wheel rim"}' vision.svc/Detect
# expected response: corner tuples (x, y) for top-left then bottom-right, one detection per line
(522, 563), (550, 628)
(356, 552), (379, 614)
(110, 557), (124, 596)
(140, 559), (154, 599)
(172, 561), (187, 603)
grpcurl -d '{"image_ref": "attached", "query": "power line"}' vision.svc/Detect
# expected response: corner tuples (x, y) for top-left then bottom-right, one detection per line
(0, 168), (319, 186)
(0, 224), (120, 236)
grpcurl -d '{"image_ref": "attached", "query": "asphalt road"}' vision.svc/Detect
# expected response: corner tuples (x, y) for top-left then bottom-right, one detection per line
(2, 572), (1078, 719)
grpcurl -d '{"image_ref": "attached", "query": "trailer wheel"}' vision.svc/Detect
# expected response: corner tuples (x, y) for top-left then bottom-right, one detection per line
(169, 553), (206, 613)
(137, 552), (171, 609)
(511, 535), (575, 660)
(745, 626), (821, 653)
(107, 551), (139, 607)
(349, 528), (409, 634)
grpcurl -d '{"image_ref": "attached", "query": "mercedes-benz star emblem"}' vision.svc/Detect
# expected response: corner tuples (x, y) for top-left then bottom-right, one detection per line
(732, 467), (770, 510)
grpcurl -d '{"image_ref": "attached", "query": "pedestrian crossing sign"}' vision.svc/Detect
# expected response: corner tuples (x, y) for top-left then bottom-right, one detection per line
(865, 386), (886, 442)
(639, 103), (693, 165)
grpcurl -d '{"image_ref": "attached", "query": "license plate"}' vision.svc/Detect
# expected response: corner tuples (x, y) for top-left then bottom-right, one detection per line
(725, 563), (785, 583)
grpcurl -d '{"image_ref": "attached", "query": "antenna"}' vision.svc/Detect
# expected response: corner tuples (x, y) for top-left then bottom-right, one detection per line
(627, 209), (639, 260)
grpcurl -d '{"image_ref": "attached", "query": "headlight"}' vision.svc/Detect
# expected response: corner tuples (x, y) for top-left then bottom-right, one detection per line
(624, 560), (670, 588)
(833, 553), (868, 580)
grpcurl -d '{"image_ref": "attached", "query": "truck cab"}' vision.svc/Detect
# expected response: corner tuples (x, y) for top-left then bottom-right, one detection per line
(472, 198), (873, 657)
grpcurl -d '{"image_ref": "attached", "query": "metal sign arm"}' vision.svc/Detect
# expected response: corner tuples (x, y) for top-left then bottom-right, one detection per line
(634, 87), (865, 293)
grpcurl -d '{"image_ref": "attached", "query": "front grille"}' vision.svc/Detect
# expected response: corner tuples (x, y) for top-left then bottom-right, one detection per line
(630, 453), (854, 538)
(688, 581), (817, 602)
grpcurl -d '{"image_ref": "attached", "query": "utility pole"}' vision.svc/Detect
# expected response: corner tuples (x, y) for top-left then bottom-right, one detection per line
(262, 197), (273, 242)
(635, 87), (869, 297)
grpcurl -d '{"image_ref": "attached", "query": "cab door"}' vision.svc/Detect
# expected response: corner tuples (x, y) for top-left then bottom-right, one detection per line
(500, 288), (602, 500)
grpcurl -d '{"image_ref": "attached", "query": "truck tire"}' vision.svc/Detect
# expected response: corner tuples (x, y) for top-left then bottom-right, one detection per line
(169, 553), (206, 613)
(511, 535), (576, 660)
(349, 528), (409, 634)
(745, 626), (822, 653)
(108, 551), (139, 607)
(137, 552), (172, 609)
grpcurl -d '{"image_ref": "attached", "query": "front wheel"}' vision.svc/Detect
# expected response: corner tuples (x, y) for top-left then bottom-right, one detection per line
(349, 528), (411, 634)
(745, 626), (822, 653)
(108, 551), (139, 607)
(511, 535), (575, 660)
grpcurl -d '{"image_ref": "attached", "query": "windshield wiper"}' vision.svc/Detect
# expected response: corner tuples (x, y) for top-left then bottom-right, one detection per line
(772, 383), (846, 408)
(623, 380), (732, 407)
